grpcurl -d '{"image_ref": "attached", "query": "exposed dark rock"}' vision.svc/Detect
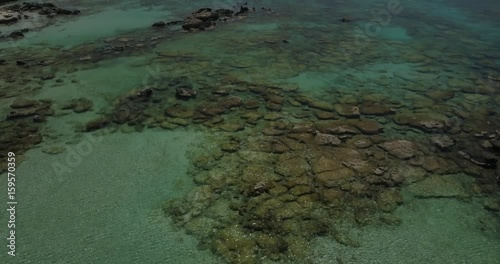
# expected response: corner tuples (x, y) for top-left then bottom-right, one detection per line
(8, 30), (24, 39)
(234, 6), (249, 16)
(6, 2), (80, 16)
(182, 17), (205, 30)
(178, 7), (242, 31)
(166, 20), (183, 26)
(55, 8), (80, 15)
(6, 2), (55, 11)
(215, 9), (234, 17)
(152, 21), (166, 28)
(0, 11), (19, 24)
(0, 0), (17, 5)
(0, 2), (79, 36)
(193, 8), (220, 21)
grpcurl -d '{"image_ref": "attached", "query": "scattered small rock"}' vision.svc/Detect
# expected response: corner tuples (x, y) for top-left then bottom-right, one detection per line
(8, 30), (24, 39)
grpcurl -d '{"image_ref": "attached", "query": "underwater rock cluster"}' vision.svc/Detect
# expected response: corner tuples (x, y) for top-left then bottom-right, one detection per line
(0, 2), (499, 262)
(0, 98), (53, 172)
(70, 71), (500, 262)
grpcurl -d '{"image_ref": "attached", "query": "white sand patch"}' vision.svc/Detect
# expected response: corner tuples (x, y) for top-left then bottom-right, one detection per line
(0, 129), (220, 263)
(312, 198), (500, 264)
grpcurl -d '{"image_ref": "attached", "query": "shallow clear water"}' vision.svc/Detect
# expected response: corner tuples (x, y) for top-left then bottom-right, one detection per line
(0, 0), (499, 263)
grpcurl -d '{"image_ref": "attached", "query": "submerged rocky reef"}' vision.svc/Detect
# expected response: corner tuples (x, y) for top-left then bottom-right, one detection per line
(101, 78), (500, 262)
(0, 1), (499, 263)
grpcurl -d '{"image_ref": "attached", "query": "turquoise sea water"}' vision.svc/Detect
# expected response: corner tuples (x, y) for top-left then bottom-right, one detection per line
(0, 0), (499, 263)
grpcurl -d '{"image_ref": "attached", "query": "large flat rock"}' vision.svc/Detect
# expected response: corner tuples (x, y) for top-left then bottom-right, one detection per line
(407, 174), (470, 198)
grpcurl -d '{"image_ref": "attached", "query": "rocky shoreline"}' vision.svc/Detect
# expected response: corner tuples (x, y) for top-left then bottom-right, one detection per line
(150, 4), (280, 32)
(0, 0), (16, 5)
(168, 6), (248, 31)
(0, 1), (80, 40)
